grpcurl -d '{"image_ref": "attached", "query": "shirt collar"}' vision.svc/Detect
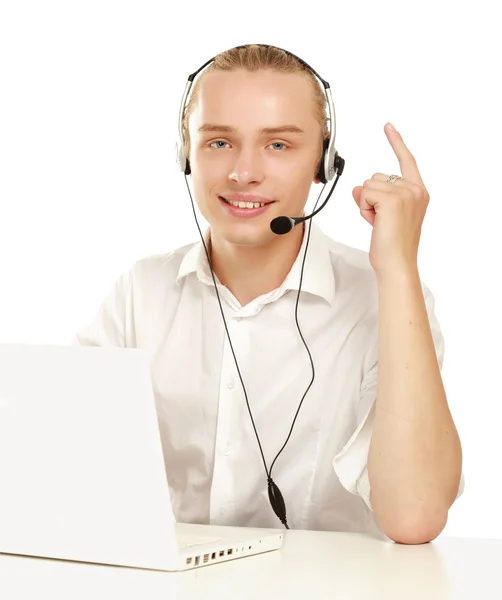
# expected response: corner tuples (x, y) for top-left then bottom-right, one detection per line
(176, 227), (213, 284)
(176, 222), (336, 306)
(280, 221), (336, 305)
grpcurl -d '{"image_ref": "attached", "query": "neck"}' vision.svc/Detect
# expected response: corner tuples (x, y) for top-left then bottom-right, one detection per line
(208, 225), (305, 307)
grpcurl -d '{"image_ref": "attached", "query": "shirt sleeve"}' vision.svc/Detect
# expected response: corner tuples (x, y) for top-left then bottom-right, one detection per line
(332, 282), (465, 511)
(72, 268), (134, 348)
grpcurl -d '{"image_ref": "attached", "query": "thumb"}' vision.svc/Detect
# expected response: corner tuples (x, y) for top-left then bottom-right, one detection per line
(352, 186), (363, 207)
(352, 185), (375, 226)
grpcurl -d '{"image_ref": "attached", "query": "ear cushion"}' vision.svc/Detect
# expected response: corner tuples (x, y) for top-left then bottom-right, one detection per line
(316, 138), (330, 184)
(176, 141), (191, 175)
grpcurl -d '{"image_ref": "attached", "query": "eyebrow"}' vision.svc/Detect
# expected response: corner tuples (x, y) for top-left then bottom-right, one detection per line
(198, 123), (305, 135)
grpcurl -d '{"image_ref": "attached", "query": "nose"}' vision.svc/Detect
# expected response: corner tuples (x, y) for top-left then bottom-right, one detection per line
(228, 147), (265, 186)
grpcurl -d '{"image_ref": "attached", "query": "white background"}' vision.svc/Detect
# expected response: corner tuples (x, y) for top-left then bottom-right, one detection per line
(1, 0), (500, 540)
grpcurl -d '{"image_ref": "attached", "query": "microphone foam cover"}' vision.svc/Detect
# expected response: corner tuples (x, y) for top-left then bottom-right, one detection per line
(270, 216), (294, 235)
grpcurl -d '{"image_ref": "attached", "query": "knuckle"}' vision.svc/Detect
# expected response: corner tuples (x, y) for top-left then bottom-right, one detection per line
(411, 184), (426, 200)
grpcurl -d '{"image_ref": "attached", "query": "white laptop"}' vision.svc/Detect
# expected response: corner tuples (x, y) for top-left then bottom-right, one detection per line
(0, 343), (283, 571)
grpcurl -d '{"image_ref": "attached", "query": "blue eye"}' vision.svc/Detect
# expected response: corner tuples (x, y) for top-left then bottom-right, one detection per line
(209, 140), (286, 150)
(210, 141), (229, 149)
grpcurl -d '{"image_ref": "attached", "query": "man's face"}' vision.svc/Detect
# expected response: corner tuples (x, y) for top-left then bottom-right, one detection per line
(188, 68), (323, 248)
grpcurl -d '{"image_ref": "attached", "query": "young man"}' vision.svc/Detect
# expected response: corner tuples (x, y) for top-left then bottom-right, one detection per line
(75, 44), (463, 544)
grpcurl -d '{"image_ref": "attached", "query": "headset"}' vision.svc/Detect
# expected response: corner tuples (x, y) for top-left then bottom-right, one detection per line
(175, 44), (345, 528)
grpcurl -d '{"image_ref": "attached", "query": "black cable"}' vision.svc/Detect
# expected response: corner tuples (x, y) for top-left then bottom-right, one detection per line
(184, 177), (337, 528)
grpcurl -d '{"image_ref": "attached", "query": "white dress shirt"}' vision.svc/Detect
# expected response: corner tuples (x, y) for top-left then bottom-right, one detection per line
(75, 222), (464, 538)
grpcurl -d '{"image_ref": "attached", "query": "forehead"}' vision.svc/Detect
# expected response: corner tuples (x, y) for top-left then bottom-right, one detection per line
(190, 68), (319, 132)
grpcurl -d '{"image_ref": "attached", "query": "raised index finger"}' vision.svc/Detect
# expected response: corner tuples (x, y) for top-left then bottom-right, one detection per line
(384, 123), (424, 186)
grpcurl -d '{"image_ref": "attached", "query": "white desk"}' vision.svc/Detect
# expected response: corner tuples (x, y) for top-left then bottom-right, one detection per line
(1, 529), (500, 599)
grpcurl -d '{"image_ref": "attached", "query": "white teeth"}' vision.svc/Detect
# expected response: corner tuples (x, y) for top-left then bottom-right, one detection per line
(225, 199), (265, 208)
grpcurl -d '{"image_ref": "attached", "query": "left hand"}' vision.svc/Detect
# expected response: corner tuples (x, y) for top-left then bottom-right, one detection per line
(352, 123), (430, 275)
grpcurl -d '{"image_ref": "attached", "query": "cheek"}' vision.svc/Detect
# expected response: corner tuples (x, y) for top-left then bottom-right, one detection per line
(190, 164), (223, 211)
(191, 150), (228, 184)
(191, 173), (211, 206)
(282, 148), (318, 178)
(281, 157), (318, 191)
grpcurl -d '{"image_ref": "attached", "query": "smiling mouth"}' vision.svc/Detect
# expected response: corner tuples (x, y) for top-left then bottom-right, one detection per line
(219, 196), (275, 209)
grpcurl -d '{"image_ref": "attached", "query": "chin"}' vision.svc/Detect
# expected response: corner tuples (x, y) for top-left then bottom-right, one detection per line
(215, 221), (278, 248)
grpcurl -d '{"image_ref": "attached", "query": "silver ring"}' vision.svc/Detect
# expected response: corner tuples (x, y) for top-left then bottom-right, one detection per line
(386, 174), (403, 184)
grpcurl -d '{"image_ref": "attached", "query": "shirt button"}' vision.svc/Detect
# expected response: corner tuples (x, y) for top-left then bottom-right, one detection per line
(227, 380), (234, 389)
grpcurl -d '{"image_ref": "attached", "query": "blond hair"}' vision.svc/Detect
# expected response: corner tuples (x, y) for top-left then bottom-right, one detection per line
(181, 44), (329, 164)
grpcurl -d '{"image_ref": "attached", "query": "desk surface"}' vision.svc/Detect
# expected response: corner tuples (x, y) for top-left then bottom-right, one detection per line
(1, 529), (501, 600)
